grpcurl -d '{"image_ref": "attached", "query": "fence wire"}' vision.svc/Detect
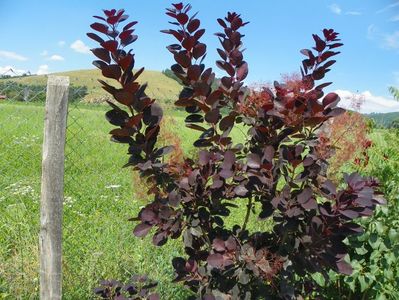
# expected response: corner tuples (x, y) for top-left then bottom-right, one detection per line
(0, 75), (181, 299)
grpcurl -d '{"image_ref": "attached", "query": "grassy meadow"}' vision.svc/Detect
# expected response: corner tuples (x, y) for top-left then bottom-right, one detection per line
(0, 69), (182, 104)
(0, 100), (267, 299)
(1, 70), (398, 299)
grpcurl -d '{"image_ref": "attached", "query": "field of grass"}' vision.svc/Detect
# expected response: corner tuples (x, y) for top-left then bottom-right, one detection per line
(0, 100), (266, 299)
(2, 98), (397, 299)
(0, 69), (182, 104)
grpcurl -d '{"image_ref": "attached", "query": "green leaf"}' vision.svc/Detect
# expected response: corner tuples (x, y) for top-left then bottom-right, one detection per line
(370, 250), (381, 261)
(385, 252), (396, 265)
(311, 272), (325, 286)
(388, 229), (399, 243)
(355, 246), (368, 255)
(357, 232), (370, 242)
(358, 275), (369, 292)
(375, 221), (386, 234)
(384, 269), (394, 280)
(345, 276), (356, 291)
(376, 294), (387, 300)
(369, 233), (382, 250)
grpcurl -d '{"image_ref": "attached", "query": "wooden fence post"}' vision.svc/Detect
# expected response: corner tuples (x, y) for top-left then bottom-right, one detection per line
(40, 76), (69, 300)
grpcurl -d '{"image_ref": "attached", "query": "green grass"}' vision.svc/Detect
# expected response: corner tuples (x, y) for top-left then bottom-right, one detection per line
(0, 101), (268, 299)
(1, 99), (397, 299)
(0, 69), (182, 104)
(0, 101), (187, 299)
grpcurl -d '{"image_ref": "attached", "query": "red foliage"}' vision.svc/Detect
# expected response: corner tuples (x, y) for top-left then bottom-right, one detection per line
(88, 4), (384, 299)
(238, 86), (273, 117)
(326, 110), (372, 175)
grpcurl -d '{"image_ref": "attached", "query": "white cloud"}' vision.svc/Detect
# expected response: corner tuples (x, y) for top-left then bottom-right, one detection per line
(0, 50), (28, 61)
(58, 40), (66, 47)
(48, 54), (64, 61)
(346, 11), (362, 16)
(70, 40), (90, 54)
(328, 4), (361, 16)
(336, 89), (399, 114)
(367, 26), (399, 51)
(41, 51), (64, 61)
(36, 65), (49, 75)
(0, 65), (27, 76)
(383, 31), (399, 49)
(328, 3), (342, 15)
(377, 1), (399, 14)
(390, 15), (399, 22)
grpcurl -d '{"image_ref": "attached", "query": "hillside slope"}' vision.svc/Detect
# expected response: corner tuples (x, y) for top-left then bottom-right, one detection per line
(367, 111), (399, 127)
(1, 69), (181, 104)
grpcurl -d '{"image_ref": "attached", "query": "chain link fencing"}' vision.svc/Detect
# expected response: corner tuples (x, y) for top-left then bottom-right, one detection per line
(0, 74), (186, 299)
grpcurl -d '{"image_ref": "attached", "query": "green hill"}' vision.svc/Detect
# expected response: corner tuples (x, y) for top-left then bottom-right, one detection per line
(0, 69), (181, 104)
(366, 111), (399, 127)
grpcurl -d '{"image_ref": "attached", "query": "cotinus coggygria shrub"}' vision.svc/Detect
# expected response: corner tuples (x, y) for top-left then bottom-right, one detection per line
(88, 3), (385, 299)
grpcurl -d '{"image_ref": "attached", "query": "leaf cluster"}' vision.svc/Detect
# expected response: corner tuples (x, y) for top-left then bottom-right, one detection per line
(88, 4), (384, 299)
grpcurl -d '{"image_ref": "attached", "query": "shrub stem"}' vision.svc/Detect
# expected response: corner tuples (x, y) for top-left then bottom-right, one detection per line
(242, 196), (253, 231)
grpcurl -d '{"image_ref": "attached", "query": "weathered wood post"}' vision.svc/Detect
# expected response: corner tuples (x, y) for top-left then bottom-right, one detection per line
(40, 76), (69, 300)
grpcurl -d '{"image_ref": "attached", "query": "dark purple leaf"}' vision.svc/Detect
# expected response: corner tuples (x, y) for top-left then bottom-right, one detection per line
(207, 253), (224, 268)
(217, 18), (227, 28)
(174, 52), (191, 68)
(193, 139), (212, 147)
(340, 209), (359, 219)
(193, 43), (206, 59)
(212, 238), (226, 252)
(91, 48), (111, 63)
(92, 60), (107, 70)
(187, 64), (201, 81)
(297, 188), (312, 204)
(133, 223), (152, 237)
(205, 109), (220, 124)
(247, 153), (261, 169)
(90, 22), (109, 34)
(123, 21), (138, 31)
(219, 115), (235, 131)
(336, 259), (353, 275)
(199, 150), (211, 165)
(234, 185), (248, 197)
(194, 29), (205, 40)
(105, 109), (129, 126)
(176, 13), (188, 25)
(102, 64), (121, 80)
(187, 19), (200, 33)
(101, 40), (118, 53)
(323, 92), (340, 107)
(87, 32), (104, 44)
(141, 209), (156, 222)
(185, 114), (204, 123)
(236, 62), (248, 81)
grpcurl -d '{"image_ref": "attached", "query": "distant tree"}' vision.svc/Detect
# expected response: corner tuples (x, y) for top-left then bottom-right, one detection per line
(365, 117), (376, 130)
(162, 68), (183, 85)
(389, 86), (399, 101)
(389, 118), (399, 129)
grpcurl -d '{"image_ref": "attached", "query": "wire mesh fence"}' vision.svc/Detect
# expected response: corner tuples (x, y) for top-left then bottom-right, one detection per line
(0, 75), (186, 299)
(0, 80), (46, 297)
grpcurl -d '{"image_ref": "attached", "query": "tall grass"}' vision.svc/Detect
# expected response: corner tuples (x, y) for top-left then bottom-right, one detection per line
(0, 102), (190, 299)
(0, 101), (266, 299)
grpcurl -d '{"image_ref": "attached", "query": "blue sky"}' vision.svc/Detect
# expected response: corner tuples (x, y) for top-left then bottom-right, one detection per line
(0, 0), (398, 113)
